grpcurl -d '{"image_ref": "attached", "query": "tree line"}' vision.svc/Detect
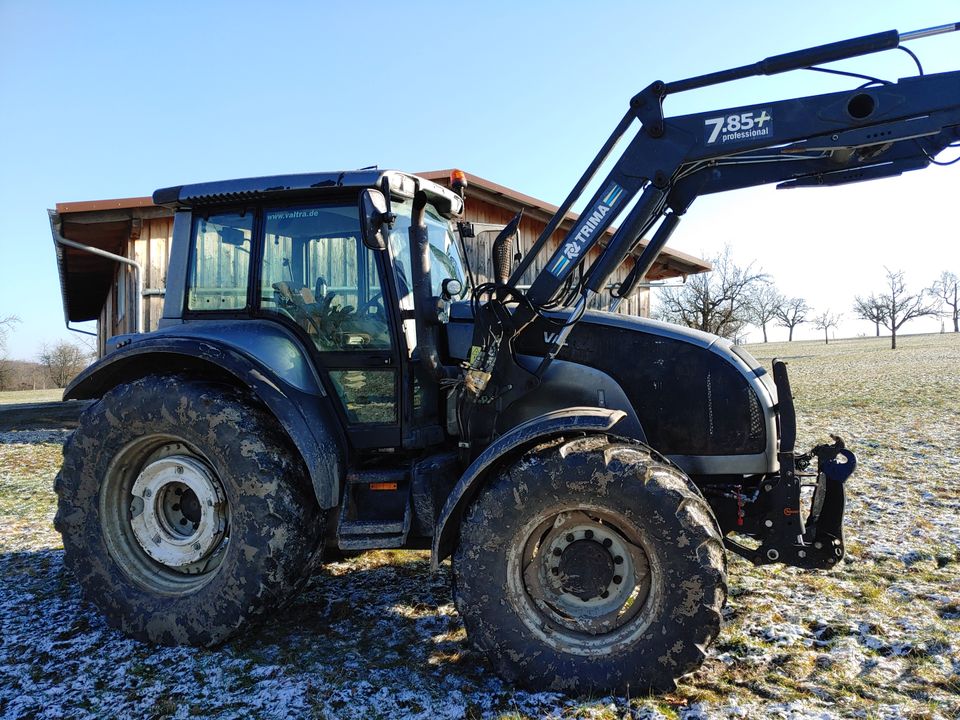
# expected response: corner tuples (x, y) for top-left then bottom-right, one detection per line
(654, 247), (957, 349)
(0, 316), (93, 391)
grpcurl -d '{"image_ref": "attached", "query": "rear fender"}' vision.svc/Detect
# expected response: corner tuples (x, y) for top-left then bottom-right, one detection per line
(431, 406), (627, 568)
(66, 333), (344, 509)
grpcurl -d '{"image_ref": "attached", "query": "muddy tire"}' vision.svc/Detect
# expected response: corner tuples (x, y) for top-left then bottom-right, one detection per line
(54, 375), (324, 646)
(453, 434), (726, 694)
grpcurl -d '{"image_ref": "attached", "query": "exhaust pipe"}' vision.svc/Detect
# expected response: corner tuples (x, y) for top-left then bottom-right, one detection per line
(409, 191), (458, 382)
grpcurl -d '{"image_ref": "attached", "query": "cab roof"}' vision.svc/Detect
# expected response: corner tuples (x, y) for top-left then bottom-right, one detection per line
(153, 169), (464, 218)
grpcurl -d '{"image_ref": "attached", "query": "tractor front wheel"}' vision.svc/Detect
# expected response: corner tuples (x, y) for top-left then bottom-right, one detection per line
(453, 434), (726, 694)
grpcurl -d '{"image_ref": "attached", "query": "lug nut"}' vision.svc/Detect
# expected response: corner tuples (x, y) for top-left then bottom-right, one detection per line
(602, 538), (612, 548)
(176, 466), (184, 475)
(584, 529), (594, 539)
(565, 533), (574, 543)
(175, 488), (182, 496)
(613, 575), (622, 584)
(193, 542), (202, 551)
(601, 591), (610, 599)
(551, 567), (559, 576)
(172, 504), (180, 511)
(180, 518), (188, 526)
(614, 556), (623, 565)
(552, 548), (562, 557)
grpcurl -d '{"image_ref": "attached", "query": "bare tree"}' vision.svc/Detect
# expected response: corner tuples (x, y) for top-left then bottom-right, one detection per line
(853, 294), (888, 337)
(0, 315), (21, 391)
(929, 271), (959, 333)
(744, 283), (784, 343)
(39, 340), (92, 389)
(877, 268), (937, 350)
(774, 297), (810, 341)
(813, 310), (841, 344)
(656, 246), (768, 340)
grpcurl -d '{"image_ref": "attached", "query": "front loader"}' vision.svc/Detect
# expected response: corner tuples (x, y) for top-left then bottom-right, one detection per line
(54, 22), (958, 693)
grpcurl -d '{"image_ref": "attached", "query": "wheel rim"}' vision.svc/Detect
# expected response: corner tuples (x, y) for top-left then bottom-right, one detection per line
(100, 436), (230, 595)
(509, 508), (660, 654)
(130, 455), (227, 568)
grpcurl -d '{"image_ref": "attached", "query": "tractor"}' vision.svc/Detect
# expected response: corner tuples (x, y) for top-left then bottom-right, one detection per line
(55, 23), (959, 692)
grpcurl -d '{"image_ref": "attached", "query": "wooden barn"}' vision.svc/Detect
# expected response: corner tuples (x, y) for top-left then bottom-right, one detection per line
(50, 170), (709, 357)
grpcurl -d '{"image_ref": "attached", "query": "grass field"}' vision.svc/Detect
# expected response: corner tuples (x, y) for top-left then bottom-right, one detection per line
(0, 388), (62, 405)
(0, 333), (958, 719)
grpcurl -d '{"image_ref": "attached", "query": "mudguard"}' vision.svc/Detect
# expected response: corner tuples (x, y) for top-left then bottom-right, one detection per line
(65, 332), (344, 509)
(431, 406), (627, 568)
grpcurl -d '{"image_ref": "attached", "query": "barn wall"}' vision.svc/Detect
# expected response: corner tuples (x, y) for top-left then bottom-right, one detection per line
(99, 216), (174, 354)
(461, 194), (649, 317)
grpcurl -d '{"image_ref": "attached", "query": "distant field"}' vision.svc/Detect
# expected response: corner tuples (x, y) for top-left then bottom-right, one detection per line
(0, 389), (62, 405)
(1, 333), (958, 719)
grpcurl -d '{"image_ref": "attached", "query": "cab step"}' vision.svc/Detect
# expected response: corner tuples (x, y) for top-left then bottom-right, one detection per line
(337, 468), (412, 550)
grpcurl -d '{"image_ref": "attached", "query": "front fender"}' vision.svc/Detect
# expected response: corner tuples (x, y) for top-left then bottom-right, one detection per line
(66, 333), (344, 509)
(431, 406), (626, 568)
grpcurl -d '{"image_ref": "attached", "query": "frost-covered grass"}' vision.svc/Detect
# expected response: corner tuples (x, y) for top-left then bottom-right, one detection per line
(1, 334), (959, 719)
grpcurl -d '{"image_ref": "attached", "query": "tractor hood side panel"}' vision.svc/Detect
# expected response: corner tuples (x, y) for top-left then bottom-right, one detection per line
(543, 312), (778, 475)
(447, 303), (779, 476)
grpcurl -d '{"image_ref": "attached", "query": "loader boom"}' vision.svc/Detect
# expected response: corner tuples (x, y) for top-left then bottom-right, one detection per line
(461, 22), (960, 448)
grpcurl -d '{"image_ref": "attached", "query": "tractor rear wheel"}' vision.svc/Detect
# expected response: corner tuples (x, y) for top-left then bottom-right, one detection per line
(453, 434), (726, 694)
(55, 375), (324, 646)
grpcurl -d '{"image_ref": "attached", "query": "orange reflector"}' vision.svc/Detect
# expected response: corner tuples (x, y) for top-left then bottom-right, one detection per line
(369, 482), (398, 491)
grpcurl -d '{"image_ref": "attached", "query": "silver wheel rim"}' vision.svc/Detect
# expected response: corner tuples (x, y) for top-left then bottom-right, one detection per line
(130, 455), (227, 567)
(100, 437), (230, 595)
(507, 507), (661, 655)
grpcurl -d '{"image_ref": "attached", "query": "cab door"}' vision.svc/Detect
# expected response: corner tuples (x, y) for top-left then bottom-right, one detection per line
(258, 204), (402, 449)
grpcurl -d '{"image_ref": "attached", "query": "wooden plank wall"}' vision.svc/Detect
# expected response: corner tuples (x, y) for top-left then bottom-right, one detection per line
(98, 217), (173, 355)
(462, 198), (649, 317)
(134, 217), (173, 330)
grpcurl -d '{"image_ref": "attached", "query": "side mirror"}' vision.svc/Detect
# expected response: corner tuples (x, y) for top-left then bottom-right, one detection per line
(359, 189), (393, 250)
(218, 227), (247, 247)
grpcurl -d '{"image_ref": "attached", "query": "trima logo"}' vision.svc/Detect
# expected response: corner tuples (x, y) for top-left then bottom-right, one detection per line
(549, 183), (624, 277)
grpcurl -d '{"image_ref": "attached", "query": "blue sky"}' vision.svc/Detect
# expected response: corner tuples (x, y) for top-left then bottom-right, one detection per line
(1, 1), (958, 358)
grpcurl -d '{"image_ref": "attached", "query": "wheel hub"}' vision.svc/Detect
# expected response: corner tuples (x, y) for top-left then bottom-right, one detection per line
(129, 455), (227, 568)
(518, 512), (654, 639)
(557, 540), (615, 600)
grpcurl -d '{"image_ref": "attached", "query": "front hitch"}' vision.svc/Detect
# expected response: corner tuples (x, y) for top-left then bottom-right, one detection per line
(725, 360), (857, 569)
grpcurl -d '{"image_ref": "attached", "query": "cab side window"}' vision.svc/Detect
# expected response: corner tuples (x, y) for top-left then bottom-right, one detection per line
(187, 212), (253, 311)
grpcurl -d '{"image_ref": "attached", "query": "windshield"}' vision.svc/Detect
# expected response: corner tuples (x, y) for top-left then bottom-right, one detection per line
(387, 198), (468, 304)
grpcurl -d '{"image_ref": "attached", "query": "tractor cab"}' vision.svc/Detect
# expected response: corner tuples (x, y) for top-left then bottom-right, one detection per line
(150, 170), (468, 450)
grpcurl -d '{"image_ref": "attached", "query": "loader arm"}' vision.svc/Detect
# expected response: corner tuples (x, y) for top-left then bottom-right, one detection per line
(458, 22), (960, 450)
